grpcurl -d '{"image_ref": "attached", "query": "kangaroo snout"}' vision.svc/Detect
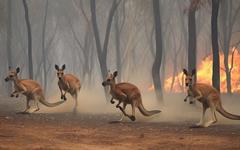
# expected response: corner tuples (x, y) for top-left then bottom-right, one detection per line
(5, 77), (9, 82)
(102, 82), (106, 87)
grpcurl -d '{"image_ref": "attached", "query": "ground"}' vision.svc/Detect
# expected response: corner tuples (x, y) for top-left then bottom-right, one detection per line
(0, 93), (240, 150)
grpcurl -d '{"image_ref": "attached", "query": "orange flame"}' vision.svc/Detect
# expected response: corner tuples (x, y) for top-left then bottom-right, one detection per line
(149, 47), (240, 93)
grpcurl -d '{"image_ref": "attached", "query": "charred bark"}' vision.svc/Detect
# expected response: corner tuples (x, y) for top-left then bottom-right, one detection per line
(188, 2), (197, 81)
(211, 0), (220, 91)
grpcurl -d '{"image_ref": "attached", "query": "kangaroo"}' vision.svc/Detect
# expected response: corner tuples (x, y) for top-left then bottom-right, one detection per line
(183, 69), (196, 105)
(183, 68), (240, 128)
(55, 64), (81, 113)
(102, 71), (161, 121)
(4, 67), (65, 113)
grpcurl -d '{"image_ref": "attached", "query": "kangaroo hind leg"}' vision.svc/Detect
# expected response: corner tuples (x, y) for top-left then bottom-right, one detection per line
(72, 92), (78, 114)
(191, 103), (207, 128)
(118, 103), (127, 122)
(204, 102), (218, 127)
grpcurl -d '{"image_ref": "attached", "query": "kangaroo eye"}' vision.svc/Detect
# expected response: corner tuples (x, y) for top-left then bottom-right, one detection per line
(9, 75), (13, 77)
(107, 79), (111, 82)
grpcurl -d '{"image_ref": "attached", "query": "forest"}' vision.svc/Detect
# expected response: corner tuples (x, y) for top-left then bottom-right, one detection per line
(0, 0), (240, 99)
(0, 0), (240, 149)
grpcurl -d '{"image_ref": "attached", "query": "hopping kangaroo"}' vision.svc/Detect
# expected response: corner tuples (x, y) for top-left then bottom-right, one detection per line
(102, 71), (161, 121)
(183, 68), (240, 128)
(55, 64), (81, 113)
(5, 67), (65, 113)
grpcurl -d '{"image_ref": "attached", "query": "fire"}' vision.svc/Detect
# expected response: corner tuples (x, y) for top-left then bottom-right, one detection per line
(149, 47), (240, 93)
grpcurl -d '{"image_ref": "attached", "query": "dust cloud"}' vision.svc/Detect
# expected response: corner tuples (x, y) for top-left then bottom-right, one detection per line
(36, 86), (240, 125)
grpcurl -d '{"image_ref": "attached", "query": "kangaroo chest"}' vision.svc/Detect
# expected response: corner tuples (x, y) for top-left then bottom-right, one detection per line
(110, 89), (130, 103)
(189, 87), (206, 103)
(14, 82), (32, 97)
(58, 80), (69, 90)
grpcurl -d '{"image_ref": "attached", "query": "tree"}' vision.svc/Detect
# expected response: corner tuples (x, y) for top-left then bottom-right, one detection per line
(152, 0), (163, 102)
(71, 0), (95, 87)
(90, 0), (120, 100)
(42, 0), (49, 91)
(7, 0), (12, 68)
(6, 0), (13, 93)
(22, 0), (33, 79)
(220, 0), (240, 94)
(211, 0), (220, 91)
(187, 0), (200, 81)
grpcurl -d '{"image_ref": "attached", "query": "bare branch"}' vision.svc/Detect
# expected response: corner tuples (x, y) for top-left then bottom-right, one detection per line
(229, 47), (236, 72)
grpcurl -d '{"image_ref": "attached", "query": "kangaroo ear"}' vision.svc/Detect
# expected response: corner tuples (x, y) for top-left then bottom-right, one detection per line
(16, 67), (20, 73)
(113, 71), (118, 78)
(192, 69), (196, 76)
(183, 68), (188, 75)
(62, 64), (66, 70)
(55, 64), (59, 71)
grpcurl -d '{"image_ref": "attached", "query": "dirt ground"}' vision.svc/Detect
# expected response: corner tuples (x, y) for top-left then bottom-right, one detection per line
(0, 93), (240, 150)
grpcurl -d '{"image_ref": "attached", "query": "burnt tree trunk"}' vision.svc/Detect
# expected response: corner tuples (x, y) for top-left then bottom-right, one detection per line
(188, 5), (197, 81)
(152, 0), (163, 102)
(23, 0), (33, 79)
(211, 0), (220, 91)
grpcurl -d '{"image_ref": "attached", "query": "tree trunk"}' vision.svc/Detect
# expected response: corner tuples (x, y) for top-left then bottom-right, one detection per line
(23, 0), (33, 79)
(114, 8), (121, 82)
(6, 0), (13, 93)
(188, 6), (197, 81)
(42, 0), (49, 92)
(152, 0), (163, 102)
(211, 0), (220, 91)
(7, 0), (12, 68)
(90, 0), (118, 101)
(221, 0), (232, 94)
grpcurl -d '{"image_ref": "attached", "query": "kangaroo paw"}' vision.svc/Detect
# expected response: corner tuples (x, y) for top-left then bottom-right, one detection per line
(15, 94), (19, 98)
(111, 100), (115, 104)
(16, 111), (30, 115)
(203, 121), (216, 127)
(63, 96), (67, 101)
(130, 116), (136, 121)
(33, 108), (40, 112)
(189, 124), (203, 128)
(184, 98), (187, 102)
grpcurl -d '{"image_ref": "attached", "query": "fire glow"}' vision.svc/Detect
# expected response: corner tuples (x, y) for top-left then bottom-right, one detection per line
(149, 47), (240, 93)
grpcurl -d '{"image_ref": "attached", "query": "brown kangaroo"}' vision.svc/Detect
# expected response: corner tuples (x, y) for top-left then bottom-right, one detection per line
(102, 71), (161, 121)
(55, 64), (81, 113)
(183, 68), (240, 128)
(4, 67), (65, 113)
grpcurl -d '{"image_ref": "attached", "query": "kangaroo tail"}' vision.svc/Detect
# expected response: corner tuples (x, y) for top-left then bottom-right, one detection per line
(217, 105), (240, 120)
(138, 103), (161, 116)
(39, 98), (65, 107)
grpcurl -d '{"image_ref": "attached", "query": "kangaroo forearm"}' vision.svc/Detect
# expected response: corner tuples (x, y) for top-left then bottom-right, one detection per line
(11, 90), (18, 95)
(195, 91), (203, 100)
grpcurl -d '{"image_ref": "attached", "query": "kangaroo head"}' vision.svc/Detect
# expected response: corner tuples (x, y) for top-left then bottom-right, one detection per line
(5, 67), (20, 82)
(183, 68), (196, 87)
(55, 64), (66, 80)
(102, 71), (118, 87)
